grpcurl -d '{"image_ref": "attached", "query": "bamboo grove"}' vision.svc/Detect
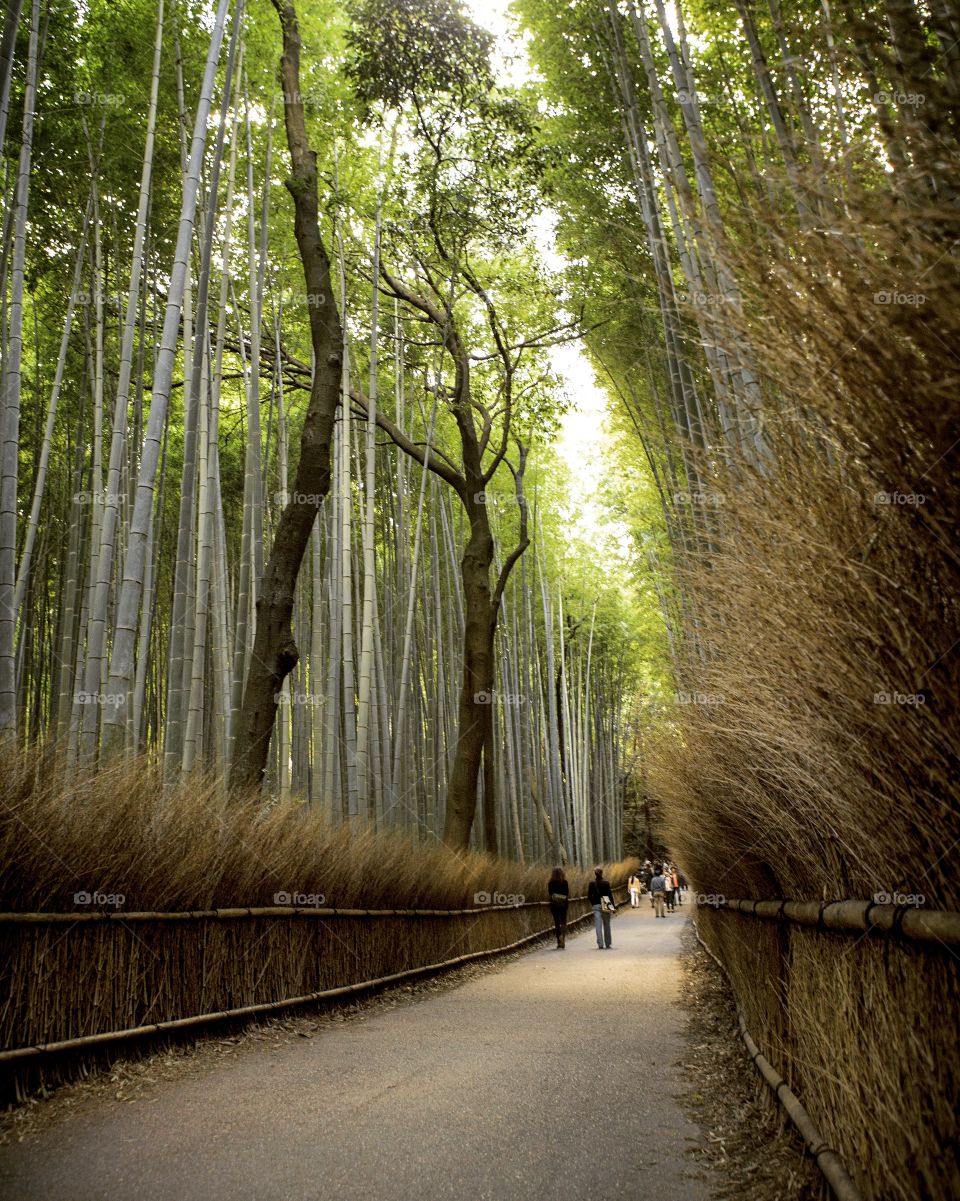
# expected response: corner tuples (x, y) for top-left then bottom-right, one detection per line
(0, 0), (658, 862)
(515, 2), (959, 1198)
(516, 0), (958, 899)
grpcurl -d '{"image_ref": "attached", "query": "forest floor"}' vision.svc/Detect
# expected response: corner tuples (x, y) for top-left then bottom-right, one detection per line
(0, 908), (816, 1201)
(675, 926), (821, 1201)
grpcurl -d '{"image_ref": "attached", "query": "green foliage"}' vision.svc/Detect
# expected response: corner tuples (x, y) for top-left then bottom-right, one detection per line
(344, 0), (493, 116)
(5, 0), (666, 778)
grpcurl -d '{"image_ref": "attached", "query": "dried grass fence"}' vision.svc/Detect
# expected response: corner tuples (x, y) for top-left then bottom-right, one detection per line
(648, 111), (960, 1201)
(689, 903), (960, 1201)
(692, 918), (863, 1201)
(0, 897), (609, 1100)
(0, 749), (636, 1101)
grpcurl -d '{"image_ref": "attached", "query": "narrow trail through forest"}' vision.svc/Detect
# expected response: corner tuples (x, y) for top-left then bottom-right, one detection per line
(0, 908), (713, 1201)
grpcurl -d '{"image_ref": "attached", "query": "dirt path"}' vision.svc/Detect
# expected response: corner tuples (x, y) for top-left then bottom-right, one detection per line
(0, 905), (715, 1201)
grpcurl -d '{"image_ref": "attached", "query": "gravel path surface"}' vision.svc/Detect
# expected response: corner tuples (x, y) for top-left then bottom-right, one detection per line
(0, 905), (714, 1201)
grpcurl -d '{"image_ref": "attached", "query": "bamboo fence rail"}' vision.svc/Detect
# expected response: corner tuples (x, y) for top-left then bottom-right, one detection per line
(705, 898), (960, 947)
(0, 897), (587, 924)
(693, 922), (864, 1201)
(0, 889), (626, 1092)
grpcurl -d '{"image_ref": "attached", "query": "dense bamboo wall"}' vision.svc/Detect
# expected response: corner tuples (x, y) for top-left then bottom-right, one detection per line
(694, 906), (960, 1201)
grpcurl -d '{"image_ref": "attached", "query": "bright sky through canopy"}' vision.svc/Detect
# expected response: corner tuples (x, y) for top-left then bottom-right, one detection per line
(465, 0), (627, 551)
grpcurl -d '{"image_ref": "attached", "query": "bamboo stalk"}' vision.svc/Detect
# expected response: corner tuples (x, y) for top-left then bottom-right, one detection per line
(0, 0), (24, 159)
(0, 0), (40, 733)
(103, 0), (233, 751)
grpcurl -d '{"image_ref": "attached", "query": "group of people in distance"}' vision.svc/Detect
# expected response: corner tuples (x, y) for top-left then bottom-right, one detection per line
(545, 858), (688, 950)
(646, 861), (684, 918)
(628, 858), (685, 915)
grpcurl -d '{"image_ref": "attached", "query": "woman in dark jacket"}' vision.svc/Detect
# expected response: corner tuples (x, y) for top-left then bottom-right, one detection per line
(548, 866), (569, 949)
(588, 866), (616, 948)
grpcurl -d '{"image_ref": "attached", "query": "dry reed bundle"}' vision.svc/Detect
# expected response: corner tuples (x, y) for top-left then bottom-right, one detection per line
(0, 747), (636, 1099)
(649, 150), (960, 1200)
(0, 746), (634, 912)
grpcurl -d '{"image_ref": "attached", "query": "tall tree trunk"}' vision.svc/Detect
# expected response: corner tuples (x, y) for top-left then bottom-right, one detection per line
(482, 715), (497, 855)
(443, 503), (496, 848)
(228, 0), (343, 796)
(443, 449), (528, 850)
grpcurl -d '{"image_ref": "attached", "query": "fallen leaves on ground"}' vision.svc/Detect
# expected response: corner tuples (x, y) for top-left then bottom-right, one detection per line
(676, 928), (821, 1201)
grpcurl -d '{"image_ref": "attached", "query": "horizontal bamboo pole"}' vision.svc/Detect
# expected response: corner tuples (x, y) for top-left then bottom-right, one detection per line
(0, 907), (599, 1064)
(0, 895), (594, 925)
(706, 898), (960, 947)
(738, 1012), (862, 1201)
(693, 922), (864, 1201)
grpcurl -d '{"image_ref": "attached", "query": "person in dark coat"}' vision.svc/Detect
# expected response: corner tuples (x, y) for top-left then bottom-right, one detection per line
(587, 866), (616, 949)
(548, 866), (569, 949)
(650, 864), (667, 917)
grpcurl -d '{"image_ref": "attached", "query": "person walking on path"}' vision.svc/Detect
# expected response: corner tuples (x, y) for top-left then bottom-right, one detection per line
(588, 866), (617, 948)
(548, 866), (569, 949)
(628, 870), (642, 907)
(650, 865), (667, 918)
(664, 863), (677, 913)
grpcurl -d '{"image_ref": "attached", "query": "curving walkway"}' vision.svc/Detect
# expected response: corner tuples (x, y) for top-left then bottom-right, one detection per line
(0, 904), (714, 1201)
